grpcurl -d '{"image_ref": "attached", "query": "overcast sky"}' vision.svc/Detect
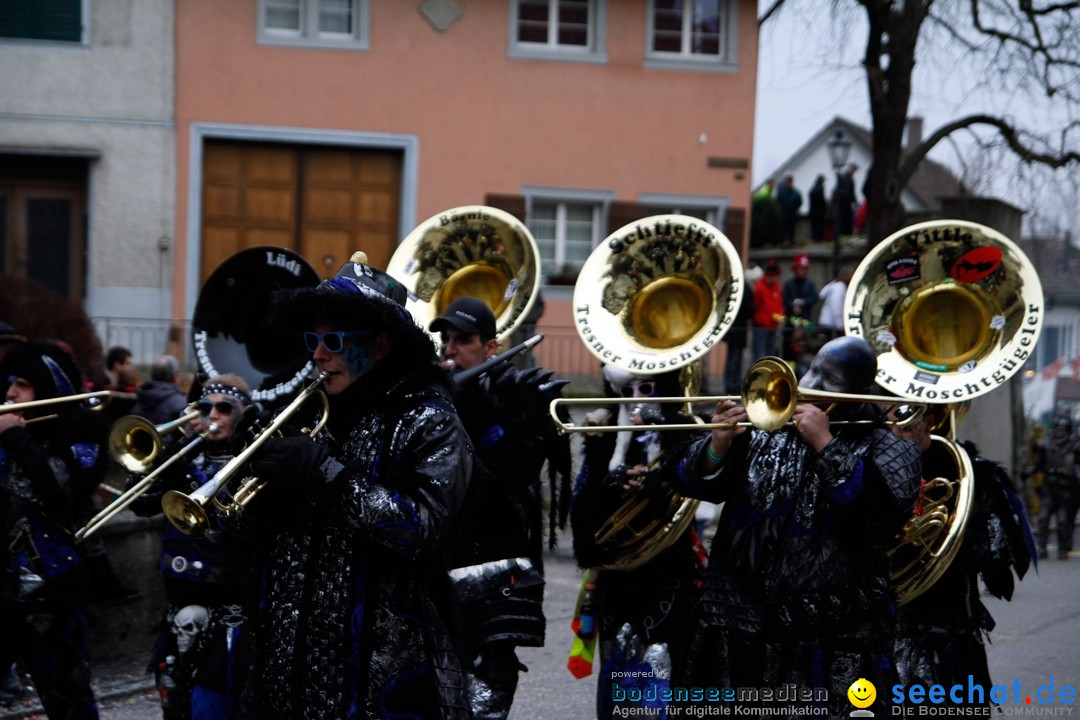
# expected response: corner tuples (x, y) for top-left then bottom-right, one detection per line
(751, 2), (1078, 237)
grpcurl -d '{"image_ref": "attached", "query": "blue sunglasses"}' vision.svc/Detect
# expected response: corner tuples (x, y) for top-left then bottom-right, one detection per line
(304, 330), (371, 354)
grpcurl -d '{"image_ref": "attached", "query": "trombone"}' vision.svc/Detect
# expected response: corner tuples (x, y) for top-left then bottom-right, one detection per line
(161, 371), (330, 537)
(550, 357), (925, 433)
(74, 421), (220, 543)
(2, 390), (131, 424)
(108, 408), (203, 474)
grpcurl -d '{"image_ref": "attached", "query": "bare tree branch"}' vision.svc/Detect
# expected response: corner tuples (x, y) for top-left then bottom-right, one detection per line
(759, 0), (787, 26)
(1018, 0), (1080, 15)
(899, 114), (1080, 185)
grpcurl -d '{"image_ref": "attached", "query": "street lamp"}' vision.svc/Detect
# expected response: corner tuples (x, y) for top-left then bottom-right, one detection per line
(827, 128), (852, 276)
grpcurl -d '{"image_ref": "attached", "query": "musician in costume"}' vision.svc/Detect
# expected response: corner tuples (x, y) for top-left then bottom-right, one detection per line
(1032, 414), (1080, 560)
(570, 365), (706, 720)
(234, 254), (474, 720)
(675, 337), (921, 716)
(1, 341), (109, 720)
(431, 297), (571, 720)
(124, 374), (258, 720)
(888, 403), (1034, 704)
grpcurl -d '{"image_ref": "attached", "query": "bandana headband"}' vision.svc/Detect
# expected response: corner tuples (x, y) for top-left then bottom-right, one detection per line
(202, 383), (252, 407)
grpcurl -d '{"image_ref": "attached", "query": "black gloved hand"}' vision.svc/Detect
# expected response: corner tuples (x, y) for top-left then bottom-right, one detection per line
(248, 436), (341, 493)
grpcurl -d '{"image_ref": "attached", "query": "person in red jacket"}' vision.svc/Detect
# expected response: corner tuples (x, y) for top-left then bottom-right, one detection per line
(751, 259), (784, 360)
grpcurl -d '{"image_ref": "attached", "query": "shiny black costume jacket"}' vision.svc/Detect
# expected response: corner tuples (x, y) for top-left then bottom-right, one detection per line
(2, 408), (108, 607)
(249, 366), (474, 720)
(675, 411), (921, 715)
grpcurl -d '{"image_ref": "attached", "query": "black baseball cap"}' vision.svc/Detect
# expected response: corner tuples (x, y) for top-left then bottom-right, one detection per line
(429, 297), (497, 339)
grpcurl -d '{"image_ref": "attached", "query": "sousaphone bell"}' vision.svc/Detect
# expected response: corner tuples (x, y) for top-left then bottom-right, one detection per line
(845, 219), (1044, 603)
(386, 205), (541, 347)
(572, 214), (743, 571)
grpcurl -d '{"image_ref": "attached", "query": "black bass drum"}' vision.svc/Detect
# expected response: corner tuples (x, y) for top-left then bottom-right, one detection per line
(192, 247), (319, 405)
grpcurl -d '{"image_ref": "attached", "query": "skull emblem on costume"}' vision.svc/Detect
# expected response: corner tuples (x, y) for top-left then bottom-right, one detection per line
(173, 604), (209, 653)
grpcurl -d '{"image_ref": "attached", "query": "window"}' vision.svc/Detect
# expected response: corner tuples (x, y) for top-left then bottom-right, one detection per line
(528, 200), (604, 284)
(509, 0), (607, 63)
(639, 193), (727, 229)
(0, 0), (84, 44)
(646, 0), (736, 72)
(258, 0), (369, 50)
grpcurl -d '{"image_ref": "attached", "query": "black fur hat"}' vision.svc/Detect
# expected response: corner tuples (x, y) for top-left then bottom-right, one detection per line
(273, 252), (439, 366)
(2, 340), (83, 401)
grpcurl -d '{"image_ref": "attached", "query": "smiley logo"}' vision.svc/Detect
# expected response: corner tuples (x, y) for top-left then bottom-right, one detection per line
(848, 678), (876, 708)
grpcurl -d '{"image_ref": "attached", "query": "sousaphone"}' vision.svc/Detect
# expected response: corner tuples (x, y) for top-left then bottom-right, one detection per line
(574, 214), (743, 571)
(845, 219), (1043, 603)
(386, 206), (541, 345)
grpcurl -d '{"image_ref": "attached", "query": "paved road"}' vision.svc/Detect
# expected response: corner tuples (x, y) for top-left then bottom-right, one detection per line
(7, 531), (1079, 720)
(512, 539), (1080, 718)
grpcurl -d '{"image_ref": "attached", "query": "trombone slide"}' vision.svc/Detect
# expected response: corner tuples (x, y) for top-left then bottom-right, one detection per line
(74, 423), (219, 543)
(550, 396), (744, 433)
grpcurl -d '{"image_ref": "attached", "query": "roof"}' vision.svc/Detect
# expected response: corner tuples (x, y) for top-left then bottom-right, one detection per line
(757, 115), (964, 211)
(1018, 235), (1080, 303)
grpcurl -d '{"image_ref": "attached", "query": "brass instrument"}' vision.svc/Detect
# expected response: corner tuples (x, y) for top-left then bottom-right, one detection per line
(455, 334), (545, 385)
(386, 205), (542, 348)
(566, 215), (743, 571)
(2, 390), (126, 423)
(888, 428), (974, 605)
(845, 219), (1042, 604)
(74, 422), (220, 543)
(571, 214), (743, 374)
(160, 372), (330, 537)
(551, 356), (925, 432)
(108, 409), (202, 474)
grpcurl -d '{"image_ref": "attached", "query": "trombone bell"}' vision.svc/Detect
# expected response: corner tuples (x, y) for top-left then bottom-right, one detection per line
(162, 490), (212, 537)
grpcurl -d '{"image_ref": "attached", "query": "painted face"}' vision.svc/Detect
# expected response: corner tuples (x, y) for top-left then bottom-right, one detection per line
(310, 323), (376, 395)
(198, 392), (243, 442)
(4, 376), (35, 408)
(441, 329), (495, 372)
(618, 379), (657, 399)
(799, 337), (876, 393)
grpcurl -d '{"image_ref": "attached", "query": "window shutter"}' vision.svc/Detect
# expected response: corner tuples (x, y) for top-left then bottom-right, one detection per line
(723, 207), (746, 253)
(0, 0), (81, 42)
(484, 194), (527, 223)
(606, 201), (649, 234)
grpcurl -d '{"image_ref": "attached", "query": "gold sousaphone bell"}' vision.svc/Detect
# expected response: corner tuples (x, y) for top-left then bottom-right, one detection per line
(572, 214), (744, 571)
(846, 219), (1044, 603)
(573, 214), (744, 375)
(386, 205), (542, 346)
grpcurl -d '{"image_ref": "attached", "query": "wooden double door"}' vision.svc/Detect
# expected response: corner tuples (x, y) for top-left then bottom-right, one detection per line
(200, 141), (402, 283)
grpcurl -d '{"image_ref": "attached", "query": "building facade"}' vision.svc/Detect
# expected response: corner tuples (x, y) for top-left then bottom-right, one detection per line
(174, 0), (759, 380)
(0, 0), (177, 363)
(3, 1), (759, 383)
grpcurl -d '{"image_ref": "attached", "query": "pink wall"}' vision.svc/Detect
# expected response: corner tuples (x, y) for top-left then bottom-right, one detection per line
(175, 1), (758, 308)
(173, 1), (757, 382)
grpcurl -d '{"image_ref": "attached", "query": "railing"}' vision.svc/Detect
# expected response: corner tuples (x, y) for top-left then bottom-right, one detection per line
(90, 316), (729, 388)
(91, 317), (191, 367)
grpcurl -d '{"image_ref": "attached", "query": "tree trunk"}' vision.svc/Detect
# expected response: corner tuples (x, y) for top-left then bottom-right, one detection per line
(860, 0), (929, 244)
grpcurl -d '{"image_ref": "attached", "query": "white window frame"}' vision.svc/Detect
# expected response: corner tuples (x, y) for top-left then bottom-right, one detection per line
(257, 0), (369, 51)
(523, 187), (614, 291)
(644, 0), (737, 73)
(638, 192), (729, 229)
(508, 0), (607, 64)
